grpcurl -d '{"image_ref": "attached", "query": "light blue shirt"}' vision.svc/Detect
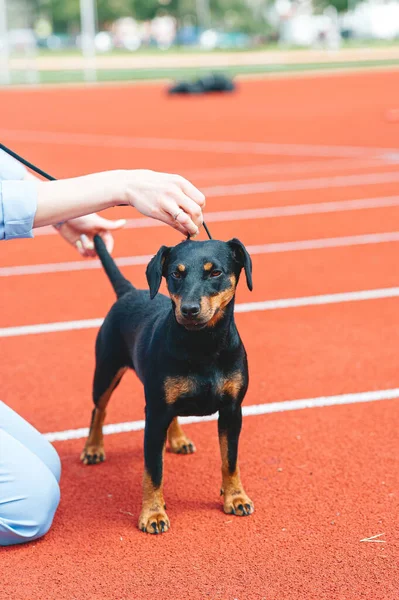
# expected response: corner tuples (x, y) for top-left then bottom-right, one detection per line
(0, 150), (38, 240)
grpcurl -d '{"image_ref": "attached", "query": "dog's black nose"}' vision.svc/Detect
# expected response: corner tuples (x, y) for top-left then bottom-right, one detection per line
(181, 303), (200, 318)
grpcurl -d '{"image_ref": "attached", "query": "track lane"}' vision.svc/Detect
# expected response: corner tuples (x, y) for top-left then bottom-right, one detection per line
(1, 240), (399, 326)
(2, 71), (399, 600)
(2, 297), (399, 433)
(2, 201), (399, 268)
(2, 72), (399, 148)
(2, 400), (398, 600)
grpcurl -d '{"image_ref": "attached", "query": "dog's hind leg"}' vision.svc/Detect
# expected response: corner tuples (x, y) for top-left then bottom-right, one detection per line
(167, 417), (196, 454)
(81, 333), (128, 465)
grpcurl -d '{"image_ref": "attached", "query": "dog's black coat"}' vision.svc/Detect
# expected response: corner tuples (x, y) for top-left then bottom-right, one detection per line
(83, 235), (253, 532)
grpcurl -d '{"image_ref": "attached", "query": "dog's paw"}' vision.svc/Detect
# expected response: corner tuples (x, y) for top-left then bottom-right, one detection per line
(80, 445), (105, 465)
(223, 492), (254, 517)
(138, 508), (170, 534)
(168, 435), (196, 455)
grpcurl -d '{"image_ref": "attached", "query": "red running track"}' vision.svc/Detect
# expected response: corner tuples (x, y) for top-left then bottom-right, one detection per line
(1, 70), (399, 599)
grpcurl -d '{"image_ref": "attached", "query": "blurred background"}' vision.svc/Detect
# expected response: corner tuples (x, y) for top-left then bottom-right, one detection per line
(0, 0), (398, 85)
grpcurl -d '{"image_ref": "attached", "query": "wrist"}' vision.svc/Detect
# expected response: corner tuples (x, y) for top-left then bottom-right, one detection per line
(110, 170), (134, 208)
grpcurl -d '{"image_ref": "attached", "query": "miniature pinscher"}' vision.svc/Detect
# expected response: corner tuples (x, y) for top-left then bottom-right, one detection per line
(81, 234), (254, 534)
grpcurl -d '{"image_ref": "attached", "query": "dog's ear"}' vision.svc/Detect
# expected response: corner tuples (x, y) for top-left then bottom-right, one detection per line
(146, 245), (171, 299)
(227, 238), (253, 291)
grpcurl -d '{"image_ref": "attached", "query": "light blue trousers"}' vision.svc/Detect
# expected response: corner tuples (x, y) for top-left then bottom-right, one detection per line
(0, 401), (61, 546)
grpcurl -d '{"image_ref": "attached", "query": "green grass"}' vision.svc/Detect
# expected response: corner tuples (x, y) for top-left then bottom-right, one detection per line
(10, 38), (399, 59)
(9, 58), (399, 86)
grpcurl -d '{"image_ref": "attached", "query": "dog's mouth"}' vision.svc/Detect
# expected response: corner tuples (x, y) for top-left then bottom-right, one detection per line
(182, 320), (208, 331)
(176, 313), (212, 331)
(176, 316), (209, 331)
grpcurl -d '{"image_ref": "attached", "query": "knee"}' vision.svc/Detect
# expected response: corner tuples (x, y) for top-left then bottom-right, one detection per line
(0, 464), (60, 547)
(31, 470), (61, 539)
(44, 441), (62, 483)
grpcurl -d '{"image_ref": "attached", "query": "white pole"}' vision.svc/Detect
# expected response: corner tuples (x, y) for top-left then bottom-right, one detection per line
(79, 0), (97, 83)
(0, 0), (10, 85)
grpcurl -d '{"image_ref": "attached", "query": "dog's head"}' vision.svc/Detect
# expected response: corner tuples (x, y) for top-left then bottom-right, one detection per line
(146, 239), (252, 330)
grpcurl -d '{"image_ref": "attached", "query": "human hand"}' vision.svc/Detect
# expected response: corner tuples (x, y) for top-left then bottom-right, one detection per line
(56, 214), (126, 257)
(35, 169), (205, 241)
(120, 170), (205, 237)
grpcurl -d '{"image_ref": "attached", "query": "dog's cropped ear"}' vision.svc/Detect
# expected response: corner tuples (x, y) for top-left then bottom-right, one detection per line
(227, 238), (253, 291)
(146, 246), (171, 299)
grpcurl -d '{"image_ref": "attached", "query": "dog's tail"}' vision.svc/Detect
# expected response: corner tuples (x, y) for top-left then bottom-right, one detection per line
(94, 234), (133, 298)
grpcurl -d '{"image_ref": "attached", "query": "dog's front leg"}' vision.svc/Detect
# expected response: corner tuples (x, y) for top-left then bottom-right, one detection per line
(138, 409), (172, 534)
(218, 405), (254, 517)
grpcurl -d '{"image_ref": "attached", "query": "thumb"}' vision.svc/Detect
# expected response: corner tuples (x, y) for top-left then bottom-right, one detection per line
(96, 217), (127, 231)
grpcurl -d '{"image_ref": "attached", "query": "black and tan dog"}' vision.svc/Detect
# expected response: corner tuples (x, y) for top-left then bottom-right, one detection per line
(81, 234), (254, 534)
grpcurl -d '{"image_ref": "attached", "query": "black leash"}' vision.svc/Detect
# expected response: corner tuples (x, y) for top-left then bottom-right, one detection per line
(0, 143), (56, 181)
(0, 142), (212, 239)
(202, 221), (212, 240)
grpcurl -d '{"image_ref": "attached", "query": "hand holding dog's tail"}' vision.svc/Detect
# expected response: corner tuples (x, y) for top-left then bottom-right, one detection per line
(94, 234), (133, 298)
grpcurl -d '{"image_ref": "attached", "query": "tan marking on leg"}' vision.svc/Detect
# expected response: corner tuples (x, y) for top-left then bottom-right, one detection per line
(219, 432), (254, 517)
(167, 417), (196, 454)
(164, 376), (196, 405)
(81, 367), (127, 465)
(203, 262), (213, 271)
(217, 371), (244, 400)
(138, 470), (170, 534)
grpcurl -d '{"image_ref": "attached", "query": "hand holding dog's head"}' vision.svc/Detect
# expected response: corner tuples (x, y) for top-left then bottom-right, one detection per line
(146, 239), (252, 329)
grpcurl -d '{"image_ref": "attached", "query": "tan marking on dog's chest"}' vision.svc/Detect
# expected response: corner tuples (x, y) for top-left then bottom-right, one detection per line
(164, 376), (196, 404)
(217, 371), (244, 399)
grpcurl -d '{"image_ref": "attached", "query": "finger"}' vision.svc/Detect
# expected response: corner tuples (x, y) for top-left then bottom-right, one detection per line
(174, 176), (205, 207)
(100, 231), (114, 254)
(173, 191), (204, 229)
(161, 198), (200, 236)
(75, 239), (85, 256)
(156, 209), (193, 237)
(80, 234), (96, 258)
(92, 217), (127, 231)
(175, 210), (199, 237)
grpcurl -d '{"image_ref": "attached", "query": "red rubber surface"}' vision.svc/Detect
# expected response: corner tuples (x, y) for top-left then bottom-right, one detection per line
(1, 71), (399, 599)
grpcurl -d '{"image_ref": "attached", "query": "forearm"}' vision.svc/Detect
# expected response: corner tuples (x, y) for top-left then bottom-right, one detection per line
(34, 171), (124, 228)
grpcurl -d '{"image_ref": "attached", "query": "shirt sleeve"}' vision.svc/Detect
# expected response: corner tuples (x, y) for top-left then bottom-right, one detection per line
(0, 149), (27, 181)
(0, 181), (38, 240)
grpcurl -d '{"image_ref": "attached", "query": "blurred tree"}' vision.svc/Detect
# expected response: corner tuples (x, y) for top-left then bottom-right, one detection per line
(210, 0), (272, 34)
(326, 0), (348, 12)
(30, 0), (271, 33)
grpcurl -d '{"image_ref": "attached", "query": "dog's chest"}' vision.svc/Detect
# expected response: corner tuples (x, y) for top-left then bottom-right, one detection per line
(164, 368), (244, 416)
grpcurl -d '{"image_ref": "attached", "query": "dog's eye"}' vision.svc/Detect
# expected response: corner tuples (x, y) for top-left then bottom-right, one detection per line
(171, 271), (182, 279)
(210, 270), (222, 278)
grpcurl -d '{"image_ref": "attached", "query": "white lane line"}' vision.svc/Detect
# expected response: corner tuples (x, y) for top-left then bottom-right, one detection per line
(2, 286), (399, 338)
(32, 194), (399, 237)
(234, 286), (399, 313)
(184, 157), (387, 181)
(44, 387), (399, 442)
(126, 196), (399, 227)
(0, 318), (104, 337)
(203, 171), (399, 197)
(1, 128), (394, 157)
(2, 231), (399, 277)
(0, 254), (154, 277)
